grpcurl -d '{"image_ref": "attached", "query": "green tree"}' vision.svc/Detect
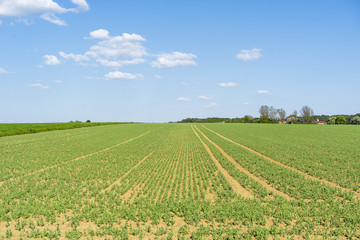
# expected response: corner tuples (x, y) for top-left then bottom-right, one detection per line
(243, 115), (253, 123)
(328, 116), (337, 124)
(335, 116), (346, 125)
(300, 105), (314, 123)
(351, 116), (360, 125)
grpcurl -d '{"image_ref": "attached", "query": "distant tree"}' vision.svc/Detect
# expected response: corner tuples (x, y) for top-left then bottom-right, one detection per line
(292, 110), (298, 117)
(243, 115), (253, 123)
(335, 116), (346, 125)
(351, 116), (360, 125)
(269, 106), (278, 121)
(278, 108), (286, 121)
(86, 120), (91, 123)
(259, 105), (270, 121)
(328, 116), (337, 124)
(300, 105), (314, 123)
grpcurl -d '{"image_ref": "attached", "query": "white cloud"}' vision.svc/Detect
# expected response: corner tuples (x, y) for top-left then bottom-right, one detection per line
(44, 55), (60, 65)
(219, 82), (237, 87)
(89, 29), (109, 39)
(176, 97), (191, 101)
(0, 67), (8, 74)
(236, 48), (262, 61)
(257, 90), (272, 95)
(41, 13), (66, 26)
(29, 83), (49, 89)
(151, 52), (197, 68)
(71, 0), (89, 11)
(205, 102), (218, 108)
(59, 52), (89, 62)
(0, 0), (89, 25)
(198, 95), (210, 100)
(104, 71), (142, 80)
(60, 31), (147, 67)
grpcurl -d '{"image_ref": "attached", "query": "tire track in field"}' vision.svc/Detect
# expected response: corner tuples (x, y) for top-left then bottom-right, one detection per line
(201, 124), (360, 199)
(194, 125), (294, 200)
(191, 125), (254, 199)
(0, 131), (151, 187)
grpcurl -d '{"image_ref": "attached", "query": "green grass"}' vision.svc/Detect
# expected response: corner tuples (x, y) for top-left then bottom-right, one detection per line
(0, 122), (123, 137)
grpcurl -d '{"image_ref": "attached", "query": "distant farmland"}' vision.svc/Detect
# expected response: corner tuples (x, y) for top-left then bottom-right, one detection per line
(0, 123), (359, 239)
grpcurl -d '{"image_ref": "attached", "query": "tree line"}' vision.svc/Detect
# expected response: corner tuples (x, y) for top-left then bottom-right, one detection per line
(177, 105), (360, 125)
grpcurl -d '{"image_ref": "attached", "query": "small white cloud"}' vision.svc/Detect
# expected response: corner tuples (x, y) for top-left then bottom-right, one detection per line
(59, 51), (89, 62)
(151, 52), (197, 68)
(71, 0), (90, 11)
(257, 90), (272, 95)
(205, 102), (218, 108)
(176, 97), (191, 101)
(154, 74), (162, 79)
(243, 102), (250, 105)
(0, 67), (8, 74)
(41, 13), (66, 26)
(54, 80), (62, 83)
(29, 83), (49, 89)
(198, 95), (210, 100)
(104, 71), (142, 80)
(236, 48), (262, 61)
(89, 29), (109, 39)
(219, 82), (237, 87)
(44, 55), (60, 65)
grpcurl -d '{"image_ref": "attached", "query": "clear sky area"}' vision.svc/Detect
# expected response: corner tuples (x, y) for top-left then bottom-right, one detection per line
(0, 0), (359, 123)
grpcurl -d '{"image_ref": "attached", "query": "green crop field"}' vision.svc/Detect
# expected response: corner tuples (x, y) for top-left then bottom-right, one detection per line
(0, 123), (359, 239)
(0, 122), (122, 137)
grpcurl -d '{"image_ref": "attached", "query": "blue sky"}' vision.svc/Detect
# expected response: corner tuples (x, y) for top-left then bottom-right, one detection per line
(0, 0), (359, 123)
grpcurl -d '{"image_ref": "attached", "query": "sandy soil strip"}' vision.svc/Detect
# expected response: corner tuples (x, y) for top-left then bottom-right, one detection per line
(195, 125), (293, 200)
(99, 150), (155, 194)
(0, 131), (151, 187)
(191, 125), (254, 199)
(201, 124), (360, 199)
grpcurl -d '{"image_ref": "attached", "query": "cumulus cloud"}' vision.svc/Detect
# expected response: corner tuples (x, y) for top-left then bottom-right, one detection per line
(29, 83), (49, 89)
(198, 95), (210, 100)
(151, 52), (197, 68)
(257, 90), (272, 95)
(89, 29), (109, 39)
(104, 71), (142, 80)
(44, 55), (60, 65)
(176, 97), (191, 101)
(218, 82), (237, 87)
(236, 48), (262, 61)
(0, 0), (89, 26)
(60, 31), (147, 67)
